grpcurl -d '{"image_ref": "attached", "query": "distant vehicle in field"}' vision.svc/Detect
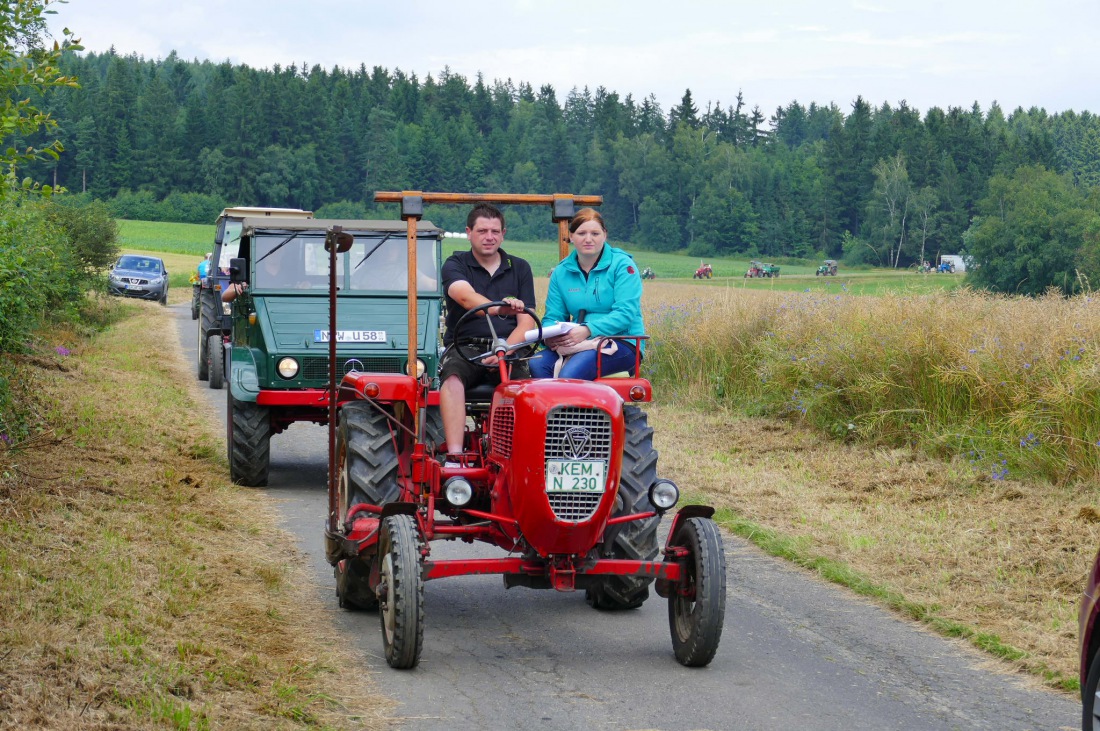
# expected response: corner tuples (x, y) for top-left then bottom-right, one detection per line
(641, 266), (655, 280)
(817, 260), (838, 276)
(762, 263), (781, 278)
(108, 255), (169, 305)
(693, 263), (713, 279)
(938, 254), (965, 273)
(745, 261), (764, 278)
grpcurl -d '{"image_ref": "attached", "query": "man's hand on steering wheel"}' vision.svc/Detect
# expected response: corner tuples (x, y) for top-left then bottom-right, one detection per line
(453, 300), (542, 367)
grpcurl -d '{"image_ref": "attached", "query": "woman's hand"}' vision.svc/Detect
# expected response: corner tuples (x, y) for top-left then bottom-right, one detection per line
(547, 325), (591, 349)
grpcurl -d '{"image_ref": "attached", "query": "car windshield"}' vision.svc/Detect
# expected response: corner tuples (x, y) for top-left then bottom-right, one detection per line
(117, 256), (159, 271)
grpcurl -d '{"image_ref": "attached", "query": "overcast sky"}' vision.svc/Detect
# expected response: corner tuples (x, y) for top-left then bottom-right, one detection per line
(46, 0), (1099, 119)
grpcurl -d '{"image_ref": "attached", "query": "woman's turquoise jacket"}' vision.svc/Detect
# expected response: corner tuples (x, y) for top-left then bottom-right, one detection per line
(543, 244), (646, 353)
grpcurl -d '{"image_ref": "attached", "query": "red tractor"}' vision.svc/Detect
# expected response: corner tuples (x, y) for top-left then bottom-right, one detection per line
(322, 192), (727, 669)
(693, 263), (713, 279)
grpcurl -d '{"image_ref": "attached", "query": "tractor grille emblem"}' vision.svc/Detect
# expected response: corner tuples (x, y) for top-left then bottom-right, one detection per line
(562, 427), (592, 459)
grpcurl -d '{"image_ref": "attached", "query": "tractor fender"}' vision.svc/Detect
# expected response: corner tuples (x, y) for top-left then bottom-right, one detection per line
(655, 504), (718, 598)
(228, 349), (260, 403)
(663, 505), (716, 551)
(379, 502), (420, 519)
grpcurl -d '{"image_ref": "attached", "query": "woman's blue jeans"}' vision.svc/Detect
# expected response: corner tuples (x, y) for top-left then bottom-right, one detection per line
(529, 344), (638, 380)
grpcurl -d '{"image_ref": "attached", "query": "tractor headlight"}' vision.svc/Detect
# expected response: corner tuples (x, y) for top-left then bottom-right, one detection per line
(648, 479), (679, 512)
(222, 302), (232, 315)
(405, 358), (426, 377)
(276, 357), (299, 379)
(444, 476), (473, 506)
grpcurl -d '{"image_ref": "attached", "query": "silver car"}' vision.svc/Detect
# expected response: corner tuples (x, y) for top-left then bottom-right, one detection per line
(108, 255), (169, 305)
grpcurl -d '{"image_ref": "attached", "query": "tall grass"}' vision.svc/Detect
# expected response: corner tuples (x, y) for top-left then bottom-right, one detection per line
(645, 285), (1100, 483)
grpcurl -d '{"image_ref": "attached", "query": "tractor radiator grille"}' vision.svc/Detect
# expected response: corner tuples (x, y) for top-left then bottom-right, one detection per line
(546, 492), (603, 523)
(490, 406), (515, 458)
(301, 357), (403, 380)
(545, 406), (612, 522)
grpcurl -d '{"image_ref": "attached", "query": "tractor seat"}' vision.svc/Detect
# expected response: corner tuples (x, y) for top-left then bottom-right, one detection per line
(465, 383), (497, 409)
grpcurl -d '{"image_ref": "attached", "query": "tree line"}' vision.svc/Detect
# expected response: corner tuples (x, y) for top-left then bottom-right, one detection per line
(15, 48), (1100, 293)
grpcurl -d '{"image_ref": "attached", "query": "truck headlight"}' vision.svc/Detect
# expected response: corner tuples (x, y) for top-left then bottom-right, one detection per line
(405, 358), (426, 377)
(648, 479), (679, 512)
(276, 357), (299, 379)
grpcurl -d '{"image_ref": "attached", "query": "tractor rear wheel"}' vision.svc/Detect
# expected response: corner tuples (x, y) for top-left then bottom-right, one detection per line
(586, 405), (660, 610)
(207, 334), (224, 390)
(668, 517), (726, 667)
(341, 401), (401, 506)
(190, 286), (201, 320)
(378, 514), (424, 669)
(423, 406), (445, 456)
(228, 391), (270, 486)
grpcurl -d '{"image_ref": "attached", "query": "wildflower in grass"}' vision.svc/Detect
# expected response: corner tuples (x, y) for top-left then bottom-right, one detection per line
(1023, 363), (1031, 369)
(1020, 433), (1038, 449)
(0, 433), (10, 445)
(968, 349), (977, 354)
(55, 346), (70, 356)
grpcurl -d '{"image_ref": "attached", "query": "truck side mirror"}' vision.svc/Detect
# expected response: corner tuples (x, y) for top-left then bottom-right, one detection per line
(229, 258), (246, 283)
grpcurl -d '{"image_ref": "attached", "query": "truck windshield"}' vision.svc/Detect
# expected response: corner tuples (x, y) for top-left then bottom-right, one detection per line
(250, 233), (440, 292)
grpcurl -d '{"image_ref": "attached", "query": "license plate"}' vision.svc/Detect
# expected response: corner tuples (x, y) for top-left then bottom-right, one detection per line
(314, 330), (387, 343)
(125, 284), (142, 290)
(545, 460), (606, 493)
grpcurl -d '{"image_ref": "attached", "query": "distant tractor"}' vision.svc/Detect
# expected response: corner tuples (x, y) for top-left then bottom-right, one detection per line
(693, 263), (713, 279)
(762, 263), (781, 278)
(745, 261), (764, 278)
(816, 260), (838, 276)
(641, 266), (655, 280)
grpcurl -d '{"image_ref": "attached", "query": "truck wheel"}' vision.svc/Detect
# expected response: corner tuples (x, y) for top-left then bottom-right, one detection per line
(197, 290), (218, 381)
(378, 514), (424, 669)
(342, 401), (400, 505)
(668, 517), (726, 667)
(586, 405), (660, 610)
(228, 392), (270, 487)
(207, 334), (224, 390)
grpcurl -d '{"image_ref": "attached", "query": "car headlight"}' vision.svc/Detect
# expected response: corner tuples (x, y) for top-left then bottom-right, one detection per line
(276, 357), (299, 379)
(648, 479), (680, 512)
(108, 272), (122, 282)
(148, 276), (163, 284)
(405, 358), (426, 377)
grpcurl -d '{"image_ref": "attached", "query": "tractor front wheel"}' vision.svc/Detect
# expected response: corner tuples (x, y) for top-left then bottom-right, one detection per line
(378, 514), (424, 669)
(197, 289), (218, 381)
(586, 405), (660, 610)
(668, 516), (726, 667)
(228, 391), (270, 487)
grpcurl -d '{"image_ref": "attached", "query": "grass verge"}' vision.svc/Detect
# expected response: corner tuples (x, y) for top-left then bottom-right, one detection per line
(652, 402), (1095, 693)
(0, 302), (393, 729)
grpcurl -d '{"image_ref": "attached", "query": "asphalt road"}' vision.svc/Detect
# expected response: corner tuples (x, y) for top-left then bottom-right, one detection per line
(173, 303), (1080, 731)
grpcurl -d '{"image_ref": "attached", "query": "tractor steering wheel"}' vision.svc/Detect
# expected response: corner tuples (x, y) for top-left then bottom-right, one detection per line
(452, 300), (542, 367)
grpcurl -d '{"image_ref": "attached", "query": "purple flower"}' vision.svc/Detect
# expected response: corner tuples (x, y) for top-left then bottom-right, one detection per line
(0, 433), (10, 445)
(55, 346), (70, 356)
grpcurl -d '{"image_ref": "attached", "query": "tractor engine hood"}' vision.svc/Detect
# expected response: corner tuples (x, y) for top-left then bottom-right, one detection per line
(488, 379), (626, 557)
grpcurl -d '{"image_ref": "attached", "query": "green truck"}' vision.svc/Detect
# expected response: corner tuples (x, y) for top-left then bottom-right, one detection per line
(221, 216), (444, 486)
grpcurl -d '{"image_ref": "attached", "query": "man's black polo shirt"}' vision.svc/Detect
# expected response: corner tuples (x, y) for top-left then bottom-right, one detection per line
(441, 248), (535, 346)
